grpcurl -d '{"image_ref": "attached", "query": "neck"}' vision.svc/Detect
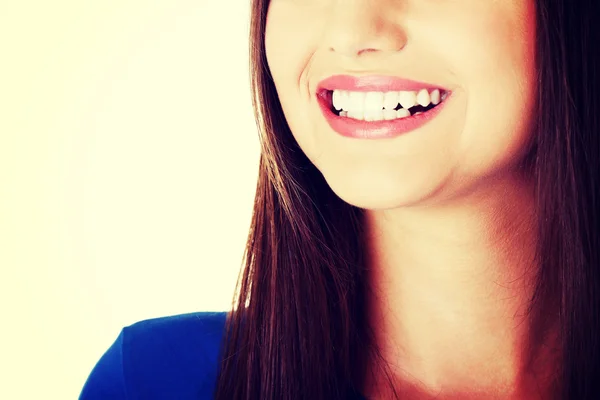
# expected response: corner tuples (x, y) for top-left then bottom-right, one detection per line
(362, 171), (560, 398)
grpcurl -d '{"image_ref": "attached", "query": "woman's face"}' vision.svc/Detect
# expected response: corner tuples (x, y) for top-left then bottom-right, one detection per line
(265, 0), (537, 209)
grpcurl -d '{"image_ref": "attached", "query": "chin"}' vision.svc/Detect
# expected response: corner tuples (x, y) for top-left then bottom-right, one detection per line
(322, 172), (440, 211)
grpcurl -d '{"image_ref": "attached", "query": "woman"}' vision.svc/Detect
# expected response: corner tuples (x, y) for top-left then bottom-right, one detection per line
(80, 0), (599, 399)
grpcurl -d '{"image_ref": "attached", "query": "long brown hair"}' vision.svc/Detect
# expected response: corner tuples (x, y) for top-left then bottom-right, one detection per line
(213, 0), (600, 398)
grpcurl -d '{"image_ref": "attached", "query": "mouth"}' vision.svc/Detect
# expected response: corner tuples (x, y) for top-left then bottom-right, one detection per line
(318, 88), (448, 120)
(315, 82), (452, 140)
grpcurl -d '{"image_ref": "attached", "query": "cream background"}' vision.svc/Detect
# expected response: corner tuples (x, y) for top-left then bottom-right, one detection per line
(0, 1), (258, 398)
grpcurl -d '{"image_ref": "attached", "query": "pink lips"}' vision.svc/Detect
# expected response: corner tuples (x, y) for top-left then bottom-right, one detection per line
(316, 74), (451, 140)
(317, 74), (444, 93)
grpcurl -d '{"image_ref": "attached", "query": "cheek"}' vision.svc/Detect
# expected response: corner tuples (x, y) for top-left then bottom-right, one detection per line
(264, 6), (324, 154)
(265, 2), (323, 92)
(437, 5), (537, 172)
(265, 7), (312, 116)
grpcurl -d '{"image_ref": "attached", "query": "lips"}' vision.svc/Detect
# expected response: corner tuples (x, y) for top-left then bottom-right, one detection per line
(314, 74), (452, 140)
(316, 74), (446, 94)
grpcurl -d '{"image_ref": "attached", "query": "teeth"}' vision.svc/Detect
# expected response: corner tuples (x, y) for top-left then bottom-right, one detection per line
(348, 92), (366, 111)
(347, 109), (364, 120)
(342, 106), (412, 121)
(396, 108), (410, 119)
(397, 91), (417, 109)
(416, 89), (431, 107)
(332, 90), (342, 111)
(330, 88), (447, 121)
(364, 91), (385, 111)
(383, 91), (399, 110)
(383, 108), (397, 120)
(364, 108), (384, 121)
(333, 90), (352, 111)
(430, 89), (441, 105)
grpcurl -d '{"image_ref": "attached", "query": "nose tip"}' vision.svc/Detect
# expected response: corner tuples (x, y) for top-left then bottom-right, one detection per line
(322, 3), (406, 60)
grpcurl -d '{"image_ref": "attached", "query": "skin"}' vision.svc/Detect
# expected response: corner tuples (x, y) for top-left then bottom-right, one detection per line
(265, 0), (559, 398)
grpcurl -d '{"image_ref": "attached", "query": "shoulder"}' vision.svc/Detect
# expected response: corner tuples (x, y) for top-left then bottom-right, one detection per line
(79, 311), (229, 400)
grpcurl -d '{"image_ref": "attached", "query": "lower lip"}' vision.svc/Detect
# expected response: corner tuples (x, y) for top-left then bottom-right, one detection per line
(317, 91), (450, 140)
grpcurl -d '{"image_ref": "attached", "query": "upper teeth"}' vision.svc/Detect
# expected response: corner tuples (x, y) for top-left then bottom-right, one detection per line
(332, 88), (443, 112)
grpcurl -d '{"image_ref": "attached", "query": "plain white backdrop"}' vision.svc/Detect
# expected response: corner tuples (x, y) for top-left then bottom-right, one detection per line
(0, 1), (258, 398)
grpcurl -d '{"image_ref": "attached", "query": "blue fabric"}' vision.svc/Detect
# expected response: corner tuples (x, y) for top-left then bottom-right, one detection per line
(79, 311), (367, 399)
(79, 311), (229, 399)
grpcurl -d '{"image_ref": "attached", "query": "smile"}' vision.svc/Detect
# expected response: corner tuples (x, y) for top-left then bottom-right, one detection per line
(316, 75), (451, 140)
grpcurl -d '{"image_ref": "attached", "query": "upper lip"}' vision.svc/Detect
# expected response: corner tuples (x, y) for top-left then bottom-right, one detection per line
(316, 74), (446, 94)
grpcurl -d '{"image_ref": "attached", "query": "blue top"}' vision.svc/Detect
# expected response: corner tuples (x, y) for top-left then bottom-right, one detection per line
(79, 311), (367, 399)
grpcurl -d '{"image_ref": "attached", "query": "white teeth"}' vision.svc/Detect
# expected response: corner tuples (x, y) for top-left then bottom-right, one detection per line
(383, 108), (397, 120)
(364, 91), (385, 111)
(344, 107), (411, 122)
(332, 90), (342, 111)
(330, 88), (447, 120)
(397, 91), (417, 109)
(364, 109), (384, 121)
(396, 108), (411, 119)
(339, 106), (412, 121)
(340, 104), (412, 121)
(416, 89), (431, 107)
(347, 109), (364, 120)
(430, 89), (441, 105)
(383, 91), (399, 110)
(348, 92), (366, 111)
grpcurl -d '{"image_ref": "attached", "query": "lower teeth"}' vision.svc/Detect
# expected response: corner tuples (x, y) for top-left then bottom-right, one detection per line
(337, 104), (436, 121)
